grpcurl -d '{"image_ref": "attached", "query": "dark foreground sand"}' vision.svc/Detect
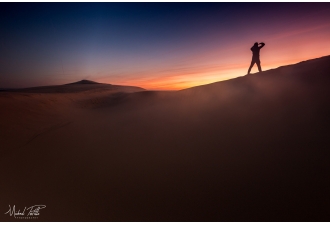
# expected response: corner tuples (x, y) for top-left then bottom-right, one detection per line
(1, 56), (330, 221)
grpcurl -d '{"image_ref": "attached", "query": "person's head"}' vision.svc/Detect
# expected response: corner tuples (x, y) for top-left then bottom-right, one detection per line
(254, 42), (259, 47)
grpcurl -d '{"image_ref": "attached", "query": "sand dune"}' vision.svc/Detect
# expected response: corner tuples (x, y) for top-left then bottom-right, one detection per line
(7, 79), (145, 93)
(1, 56), (330, 221)
(0, 81), (144, 156)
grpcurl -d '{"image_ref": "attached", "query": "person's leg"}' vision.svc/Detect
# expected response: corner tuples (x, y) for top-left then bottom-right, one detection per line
(256, 59), (262, 72)
(247, 60), (255, 74)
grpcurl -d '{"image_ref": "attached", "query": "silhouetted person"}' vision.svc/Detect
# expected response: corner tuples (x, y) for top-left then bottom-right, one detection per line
(247, 42), (265, 75)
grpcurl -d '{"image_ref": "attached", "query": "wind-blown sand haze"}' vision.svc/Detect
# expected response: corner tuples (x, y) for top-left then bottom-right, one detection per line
(1, 56), (330, 221)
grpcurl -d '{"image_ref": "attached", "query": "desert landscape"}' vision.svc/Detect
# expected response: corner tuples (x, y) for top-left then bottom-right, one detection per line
(1, 55), (330, 221)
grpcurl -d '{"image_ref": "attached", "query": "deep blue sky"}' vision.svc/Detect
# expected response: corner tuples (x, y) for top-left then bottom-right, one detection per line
(1, 3), (330, 89)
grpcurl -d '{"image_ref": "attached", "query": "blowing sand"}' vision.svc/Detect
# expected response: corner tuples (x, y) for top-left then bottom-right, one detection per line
(1, 56), (330, 221)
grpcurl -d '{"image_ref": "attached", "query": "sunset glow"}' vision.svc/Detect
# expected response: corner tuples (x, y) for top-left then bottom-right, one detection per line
(1, 3), (330, 90)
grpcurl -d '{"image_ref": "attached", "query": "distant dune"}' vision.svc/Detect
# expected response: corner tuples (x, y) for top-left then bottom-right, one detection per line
(1, 55), (330, 221)
(7, 79), (144, 93)
(66, 79), (101, 85)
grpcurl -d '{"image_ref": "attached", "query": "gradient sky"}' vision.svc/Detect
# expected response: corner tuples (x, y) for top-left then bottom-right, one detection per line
(1, 2), (330, 90)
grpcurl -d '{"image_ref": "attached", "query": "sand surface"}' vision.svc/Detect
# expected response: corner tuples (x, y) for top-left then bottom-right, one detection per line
(1, 56), (330, 221)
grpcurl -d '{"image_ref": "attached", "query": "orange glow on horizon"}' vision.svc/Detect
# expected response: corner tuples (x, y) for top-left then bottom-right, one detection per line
(96, 23), (330, 91)
(97, 52), (330, 91)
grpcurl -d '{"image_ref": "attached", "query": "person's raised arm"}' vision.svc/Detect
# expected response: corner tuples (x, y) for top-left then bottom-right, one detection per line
(259, 42), (265, 49)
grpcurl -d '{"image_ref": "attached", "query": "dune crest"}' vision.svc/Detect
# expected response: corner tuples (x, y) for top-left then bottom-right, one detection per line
(66, 79), (103, 85)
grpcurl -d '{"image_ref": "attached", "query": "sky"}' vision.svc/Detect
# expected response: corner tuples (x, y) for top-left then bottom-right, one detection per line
(1, 2), (330, 90)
